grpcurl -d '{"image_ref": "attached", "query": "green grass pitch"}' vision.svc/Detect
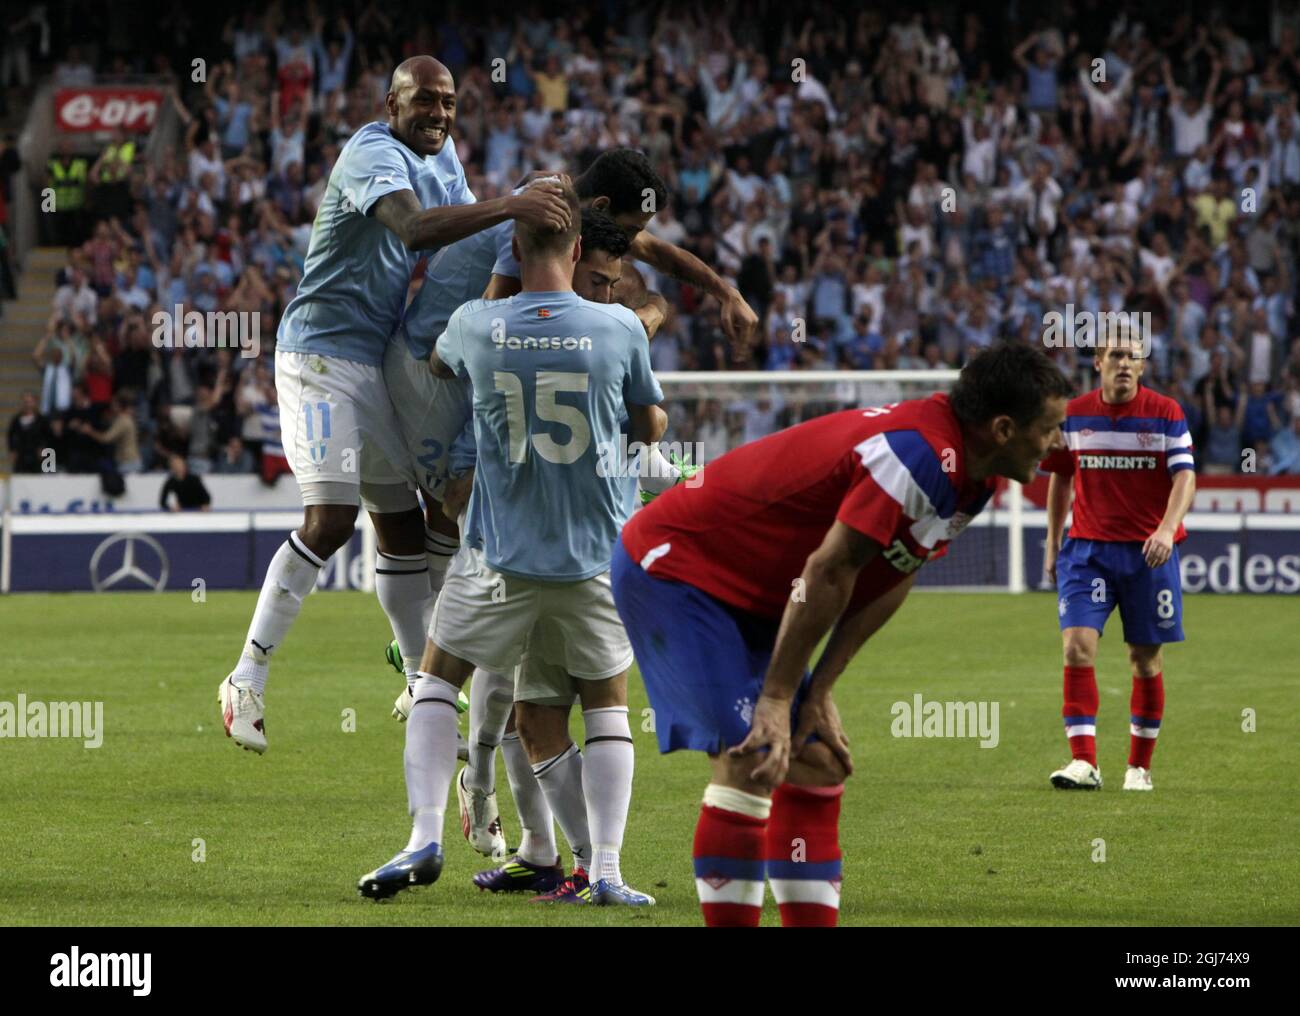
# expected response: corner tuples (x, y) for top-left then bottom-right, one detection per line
(1, 590), (1296, 926)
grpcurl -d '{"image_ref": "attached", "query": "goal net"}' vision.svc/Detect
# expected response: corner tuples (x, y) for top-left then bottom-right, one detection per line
(654, 370), (1026, 594)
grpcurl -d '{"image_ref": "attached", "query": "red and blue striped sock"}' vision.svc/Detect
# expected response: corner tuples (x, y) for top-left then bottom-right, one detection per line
(1063, 665), (1099, 765)
(693, 787), (770, 927)
(765, 783), (843, 928)
(1128, 671), (1164, 769)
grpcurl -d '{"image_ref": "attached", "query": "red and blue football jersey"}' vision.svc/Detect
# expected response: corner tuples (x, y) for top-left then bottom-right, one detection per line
(1039, 386), (1193, 543)
(620, 394), (996, 621)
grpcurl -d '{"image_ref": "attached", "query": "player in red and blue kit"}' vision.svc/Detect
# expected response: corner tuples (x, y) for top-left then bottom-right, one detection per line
(612, 345), (1073, 927)
(1041, 334), (1196, 792)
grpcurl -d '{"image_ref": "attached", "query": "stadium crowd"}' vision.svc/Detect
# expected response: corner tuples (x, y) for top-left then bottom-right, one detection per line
(7, 0), (1300, 482)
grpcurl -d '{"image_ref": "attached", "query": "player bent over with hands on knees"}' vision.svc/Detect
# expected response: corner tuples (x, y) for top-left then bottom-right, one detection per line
(218, 55), (571, 754)
(1042, 328), (1195, 792)
(612, 344), (1072, 926)
(358, 180), (666, 905)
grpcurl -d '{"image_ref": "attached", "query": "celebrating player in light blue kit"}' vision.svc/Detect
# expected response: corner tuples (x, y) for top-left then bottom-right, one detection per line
(358, 179), (665, 905)
(218, 55), (572, 754)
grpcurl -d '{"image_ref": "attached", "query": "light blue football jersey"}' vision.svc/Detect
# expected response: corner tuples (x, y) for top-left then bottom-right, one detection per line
(277, 123), (473, 366)
(398, 220), (518, 360)
(436, 291), (663, 581)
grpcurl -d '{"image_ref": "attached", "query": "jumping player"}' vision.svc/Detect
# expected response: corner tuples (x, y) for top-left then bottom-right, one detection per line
(1042, 331), (1196, 792)
(218, 56), (570, 754)
(611, 345), (1072, 927)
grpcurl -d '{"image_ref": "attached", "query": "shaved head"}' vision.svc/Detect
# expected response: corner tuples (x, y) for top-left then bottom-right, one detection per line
(390, 56), (452, 96)
(385, 56), (457, 157)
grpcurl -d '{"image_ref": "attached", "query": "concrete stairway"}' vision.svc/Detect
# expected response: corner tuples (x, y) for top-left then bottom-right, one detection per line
(0, 247), (64, 428)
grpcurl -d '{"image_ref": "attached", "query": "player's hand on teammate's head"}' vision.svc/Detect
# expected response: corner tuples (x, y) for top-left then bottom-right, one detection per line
(728, 692), (793, 790)
(511, 180), (573, 232)
(514, 168), (572, 190)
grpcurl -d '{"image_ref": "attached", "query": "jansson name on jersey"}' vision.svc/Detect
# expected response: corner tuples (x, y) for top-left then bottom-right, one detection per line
(1077, 453), (1159, 470)
(493, 334), (594, 351)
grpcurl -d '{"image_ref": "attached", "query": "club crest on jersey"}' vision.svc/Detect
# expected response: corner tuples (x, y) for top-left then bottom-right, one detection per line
(1136, 428), (1157, 448)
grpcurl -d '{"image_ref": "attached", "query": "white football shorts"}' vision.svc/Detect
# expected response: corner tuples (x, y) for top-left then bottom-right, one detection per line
(380, 334), (473, 501)
(430, 545), (633, 687)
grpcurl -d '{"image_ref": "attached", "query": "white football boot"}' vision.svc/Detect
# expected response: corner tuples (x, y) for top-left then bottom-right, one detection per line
(392, 685), (413, 721)
(457, 767), (506, 858)
(1050, 758), (1102, 789)
(219, 675), (267, 754)
(1122, 766), (1153, 791)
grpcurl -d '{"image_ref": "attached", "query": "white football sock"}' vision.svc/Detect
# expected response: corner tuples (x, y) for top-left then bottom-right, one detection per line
(465, 669), (512, 794)
(403, 672), (461, 851)
(637, 444), (681, 496)
(375, 551), (432, 679)
(425, 528), (458, 595)
(502, 731), (557, 867)
(583, 706), (634, 885)
(234, 532), (324, 694)
(532, 743), (590, 871)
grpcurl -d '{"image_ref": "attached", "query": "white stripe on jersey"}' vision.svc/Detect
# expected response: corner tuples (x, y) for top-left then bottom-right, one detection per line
(853, 433), (944, 548)
(695, 877), (765, 906)
(768, 878), (842, 908)
(1066, 431), (1184, 452)
(640, 542), (673, 571)
(1167, 452), (1195, 470)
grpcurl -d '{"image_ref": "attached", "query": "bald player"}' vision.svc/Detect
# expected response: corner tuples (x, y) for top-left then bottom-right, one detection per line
(219, 57), (572, 755)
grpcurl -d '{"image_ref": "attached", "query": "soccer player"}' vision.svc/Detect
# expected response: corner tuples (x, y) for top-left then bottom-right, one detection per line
(385, 155), (730, 862)
(1041, 331), (1196, 792)
(382, 201), (666, 884)
(467, 207), (677, 899)
(612, 345), (1072, 927)
(357, 180), (665, 905)
(218, 56), (571, 754)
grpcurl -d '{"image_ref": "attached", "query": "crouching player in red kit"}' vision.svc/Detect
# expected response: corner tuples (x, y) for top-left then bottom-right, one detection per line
(1042, 331), (1196, 792)
(611, 345), (1072, 926)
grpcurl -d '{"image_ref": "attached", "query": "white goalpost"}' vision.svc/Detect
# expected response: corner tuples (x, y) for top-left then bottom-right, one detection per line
(653, 369), (1029, 594)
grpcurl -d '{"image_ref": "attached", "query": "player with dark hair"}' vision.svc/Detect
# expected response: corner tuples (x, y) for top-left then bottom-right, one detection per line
(574, 148), (669, 223)
(218, 55), (571, 755)
(485, 149), (755, 352)
(1041, 328), (1196, 792)
(611, 344), (1073, 927)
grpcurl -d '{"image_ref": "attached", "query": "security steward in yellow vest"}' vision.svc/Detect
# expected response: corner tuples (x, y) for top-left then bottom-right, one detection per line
(46, 146), (89, 245)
